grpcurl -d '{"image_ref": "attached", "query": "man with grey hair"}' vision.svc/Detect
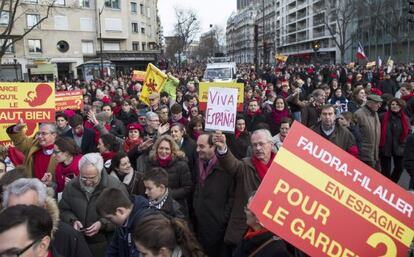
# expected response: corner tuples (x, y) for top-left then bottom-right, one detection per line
(3, 178), (93, 257)
(7, 119), (58, 182)
(212, 129), (276, 250)
(144, 111), (160, 139)
(59, 153), (128, 257)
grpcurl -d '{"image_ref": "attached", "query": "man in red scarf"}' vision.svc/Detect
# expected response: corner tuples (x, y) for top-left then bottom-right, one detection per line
(245, 99), (266, 131)
(7, 119), (58, 182)
(212, 129), (275, 251)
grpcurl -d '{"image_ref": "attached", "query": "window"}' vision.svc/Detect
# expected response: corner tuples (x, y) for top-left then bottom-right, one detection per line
(103, 42), (120, 51)
(26, 14), (40, 28)
(132, 42), (139, 51)
(105, 0), (120, 9)
(140, 4), (144, 14)
(80, 18), (94, 31)
(0, 39), (14, 53)
(28, 39), (42, 53)
(56, 0), (65, 5)
(141, 42), (145, 51)
(79, 0), (89, 7)
(105, 18), (122, 31)
(25, 0), (38, 3)
(0, 11), (9, 26)
(54, 16), (68, 30)
(141, 26), (145, 34)
(131, 2), (137, 13)
(147, 7), (150, 18)
(82, 41), (94, 54)
(132, 22), (138, 33)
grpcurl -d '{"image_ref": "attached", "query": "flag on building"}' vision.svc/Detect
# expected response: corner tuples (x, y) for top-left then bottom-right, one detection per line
(356, 42), (367, 60)
(139, 63), (168, 106)
(131, 70), (146, 82)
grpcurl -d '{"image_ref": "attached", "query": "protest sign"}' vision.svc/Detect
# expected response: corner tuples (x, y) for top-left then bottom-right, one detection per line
(0, 82), (55, 123)
(132, 70), (146, 82)
(139, 63), (168, 105)
(204, 87), (238, 133)
(199, 82), (244, 112)
(250, 122), (414, 257)
(55, 90), (84, 111)
(275, 54), (289, 62)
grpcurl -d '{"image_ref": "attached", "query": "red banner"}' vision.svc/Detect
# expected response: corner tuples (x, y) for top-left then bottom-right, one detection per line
(55, 90), (84, 111)
(250, 122), (414, 257)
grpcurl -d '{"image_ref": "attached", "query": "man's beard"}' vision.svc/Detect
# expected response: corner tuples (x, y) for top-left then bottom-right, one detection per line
(81, 181), (97, 193)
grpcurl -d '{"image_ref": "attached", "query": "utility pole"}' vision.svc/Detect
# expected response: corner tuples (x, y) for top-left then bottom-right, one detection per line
(262, 0), (265, 66)
(99, 6), (104, 79)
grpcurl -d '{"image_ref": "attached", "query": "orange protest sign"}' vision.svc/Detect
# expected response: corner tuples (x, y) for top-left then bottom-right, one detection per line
(250, 122), (414, 257)
(0, 83), (55, 123)
(55, 90), (84, 111)
(132, 70), (146, 82)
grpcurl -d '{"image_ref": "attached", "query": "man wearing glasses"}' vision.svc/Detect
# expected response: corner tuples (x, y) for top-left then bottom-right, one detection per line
(7, 119), (58, 183)
(0, 205), (59, 257)
(59, 153), (128, 257)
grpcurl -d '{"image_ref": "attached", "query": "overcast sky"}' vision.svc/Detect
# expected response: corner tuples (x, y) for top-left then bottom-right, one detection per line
(158, 0), (236, 37)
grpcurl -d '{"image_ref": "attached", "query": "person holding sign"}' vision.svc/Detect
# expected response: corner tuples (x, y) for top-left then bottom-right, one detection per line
(7, 119), (58, 183)
(212, 129), (275, 247)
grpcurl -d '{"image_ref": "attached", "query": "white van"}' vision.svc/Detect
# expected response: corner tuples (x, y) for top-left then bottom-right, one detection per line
(203, 57), (237, 82)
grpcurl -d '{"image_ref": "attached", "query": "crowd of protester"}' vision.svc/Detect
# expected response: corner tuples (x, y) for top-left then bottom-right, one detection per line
(1, 61), (414, 257)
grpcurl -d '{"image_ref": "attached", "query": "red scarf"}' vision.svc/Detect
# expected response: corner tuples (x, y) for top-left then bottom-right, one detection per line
(123, 137), (143, 153)
(270, 108), (289, 125)
(235, 129), (242, 139)
(157, 154), (172, 168)
(192, 131), (201, 140)
(247, 108), (262, 117)
(101, 151), (116, 162)
(380, 111), (409, 147)
(401, 92), (414, 102)
(251, 152), (275, 180)
(33, 144), (54, 179)
(244, 228), (269, 240)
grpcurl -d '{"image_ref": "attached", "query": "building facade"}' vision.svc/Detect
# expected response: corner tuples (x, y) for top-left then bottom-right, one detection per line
(0, 0), (161, 81)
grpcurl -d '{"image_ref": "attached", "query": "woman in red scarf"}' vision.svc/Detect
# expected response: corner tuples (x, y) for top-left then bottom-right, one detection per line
(97, 133), (120, 169)
(268, 96), (291, 136)
(123, 123), (143, 153)
(226, 114), (251, 159)
(379, 98), (410, 183)
(137, 135), (192, 217)
(54, 137), (82, 193)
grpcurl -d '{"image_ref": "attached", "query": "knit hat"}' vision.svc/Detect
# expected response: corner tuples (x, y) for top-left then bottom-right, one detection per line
(127, 122), (143, 134)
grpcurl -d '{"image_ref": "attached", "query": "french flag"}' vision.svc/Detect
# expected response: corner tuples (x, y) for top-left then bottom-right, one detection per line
(356, 42), (367, 60)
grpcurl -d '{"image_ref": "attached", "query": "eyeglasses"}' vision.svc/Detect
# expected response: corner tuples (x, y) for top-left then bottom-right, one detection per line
(38, 132), (53, 136)
(252, 141), (270, 148)
(52, 149), (61, 154)
(148, 119), (159, 122)
(80, 175), (99, 182)
(0, 239), (39, 257)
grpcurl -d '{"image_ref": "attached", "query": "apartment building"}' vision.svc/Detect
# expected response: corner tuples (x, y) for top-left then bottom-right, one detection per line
(0, 0), (160, 81)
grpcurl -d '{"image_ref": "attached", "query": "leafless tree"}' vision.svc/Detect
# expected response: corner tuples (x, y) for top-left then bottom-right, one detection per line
(0, 0), (56, 63)
(191, 25), (223, 60)
(173, 7), (200, 67)
(313, 0), (358, 63)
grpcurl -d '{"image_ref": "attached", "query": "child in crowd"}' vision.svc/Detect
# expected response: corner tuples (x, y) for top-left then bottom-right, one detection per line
(143, 167), (185, 219)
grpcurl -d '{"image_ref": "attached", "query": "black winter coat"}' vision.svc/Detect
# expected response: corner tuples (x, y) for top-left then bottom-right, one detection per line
(227, 132), (251, 159)
(64, 128), (96, 154)
(137, 155), (192, 215)
(193, 161), (235, 257)
(180, 137), (197, 183)
(233, 231), (293, 257)
(245, 113), (267, 132)
(379, 111), (409, 157)
(117, 110), (138, 126)
(403, 133), (414, 171)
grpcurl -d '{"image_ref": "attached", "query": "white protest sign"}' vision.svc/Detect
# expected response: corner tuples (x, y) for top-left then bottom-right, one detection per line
(205, 87), (238, 133)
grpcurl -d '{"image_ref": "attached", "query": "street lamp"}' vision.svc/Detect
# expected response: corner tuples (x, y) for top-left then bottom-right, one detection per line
(98, 6), (104, 79)
(13, 55), (18, 81)
(210, 24), (214, 57)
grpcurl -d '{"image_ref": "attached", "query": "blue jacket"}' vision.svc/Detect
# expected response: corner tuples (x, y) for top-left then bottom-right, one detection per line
(106, 195), (150, 257)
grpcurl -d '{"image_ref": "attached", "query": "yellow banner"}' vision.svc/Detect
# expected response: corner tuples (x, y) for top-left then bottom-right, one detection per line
(276, 147), (413, 247)
(275, 55), (288, 62)
(139, 64), (168, 106)
(199, 82), (244, 104)
(132, 70), (146, 82)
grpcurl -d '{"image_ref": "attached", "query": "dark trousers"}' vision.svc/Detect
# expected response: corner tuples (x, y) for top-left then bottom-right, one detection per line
(406, 169), (414, 190)
(380, 155), (404, 183)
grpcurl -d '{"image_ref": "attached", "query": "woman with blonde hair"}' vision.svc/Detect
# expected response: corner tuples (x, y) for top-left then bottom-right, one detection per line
(136, 135), (192, 216)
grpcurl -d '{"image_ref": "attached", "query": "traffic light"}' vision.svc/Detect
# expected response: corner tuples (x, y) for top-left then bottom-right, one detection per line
(312, 41), (321, 52)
